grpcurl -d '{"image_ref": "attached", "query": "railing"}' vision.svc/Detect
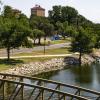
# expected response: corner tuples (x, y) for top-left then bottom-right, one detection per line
(0, 73), (100, 100)
(0, 79), (88, 100)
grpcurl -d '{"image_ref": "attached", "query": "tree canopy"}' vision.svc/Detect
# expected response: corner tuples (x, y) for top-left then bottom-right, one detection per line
(0, 5), (32, 60)
(0, 5), (99, 63)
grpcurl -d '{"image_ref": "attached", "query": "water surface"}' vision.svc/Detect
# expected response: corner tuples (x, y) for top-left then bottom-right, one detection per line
(34, 63), (100, 92)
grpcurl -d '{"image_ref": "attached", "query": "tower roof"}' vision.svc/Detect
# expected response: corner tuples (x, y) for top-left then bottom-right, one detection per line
(31, 5), (45, 11)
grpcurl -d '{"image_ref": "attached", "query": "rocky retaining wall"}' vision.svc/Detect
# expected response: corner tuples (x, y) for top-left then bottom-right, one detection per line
(1, 55), (95, 76)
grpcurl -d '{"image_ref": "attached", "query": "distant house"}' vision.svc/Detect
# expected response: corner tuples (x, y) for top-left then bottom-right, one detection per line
(12, 9), (21, 18)
(31, 5), (45, 17)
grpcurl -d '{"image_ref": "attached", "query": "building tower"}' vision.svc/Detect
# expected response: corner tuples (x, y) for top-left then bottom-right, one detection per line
(31, 5), (45, 17)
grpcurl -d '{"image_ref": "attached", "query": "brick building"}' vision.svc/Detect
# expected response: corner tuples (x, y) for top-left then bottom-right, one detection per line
(12, 9), (21, 18)
(31, 5), (45, 17)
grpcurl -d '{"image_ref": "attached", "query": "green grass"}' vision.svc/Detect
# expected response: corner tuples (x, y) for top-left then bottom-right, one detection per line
(17, 57), (63, 63)
(40, 38), (71, 45)
(50, 38), (71, 44)
(0, 59), (24, 71)
(14, 47), (70, 56)
(0, 38), (72, 71)
(0, 64), (10, 71)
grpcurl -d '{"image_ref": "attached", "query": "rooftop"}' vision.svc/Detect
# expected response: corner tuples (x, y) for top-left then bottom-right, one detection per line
(31, 5), (45, 11)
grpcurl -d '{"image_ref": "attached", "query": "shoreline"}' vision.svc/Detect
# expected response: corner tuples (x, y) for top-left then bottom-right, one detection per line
(1, 54), (96, 76)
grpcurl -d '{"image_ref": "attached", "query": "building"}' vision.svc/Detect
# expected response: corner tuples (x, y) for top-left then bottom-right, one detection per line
(12, 9), (21, 18)
(31, 5), (45, 17)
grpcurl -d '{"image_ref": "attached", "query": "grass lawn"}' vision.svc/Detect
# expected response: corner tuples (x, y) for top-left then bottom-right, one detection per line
(14, 47), (71, 56)
(0, 47), (71, 71)
(0, 64), (10, 71)
(0, 59), (24, 71)
(50, 38), (71, 44)
(40, 38), (71, 45)
(0, 38), (71, 71)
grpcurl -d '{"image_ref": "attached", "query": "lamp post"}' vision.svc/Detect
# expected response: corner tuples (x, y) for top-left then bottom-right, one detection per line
(44, 36), (46, 55)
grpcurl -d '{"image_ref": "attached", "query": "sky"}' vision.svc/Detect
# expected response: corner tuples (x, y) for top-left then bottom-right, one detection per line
(1, 0), (100, 23)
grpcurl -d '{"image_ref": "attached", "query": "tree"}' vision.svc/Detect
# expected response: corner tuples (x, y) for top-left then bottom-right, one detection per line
(71, 27), (96, 65)
(48, 6), (78, 25)
(0, 18), (32, 61)
(31, 29), (45, 45)
(30, 15), (53, 44)
(92, 24), (100, 48)
(42, 23), (54, 39)
(3, 6), (14, 18)
(18, 13), (30, 27)
(61, 6), (78, 24)
(56, 21), (76, 39)
(0, 6), (32, 61)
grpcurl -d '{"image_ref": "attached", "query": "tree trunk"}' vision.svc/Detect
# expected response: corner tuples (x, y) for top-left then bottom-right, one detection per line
(7, 47), (10, 61)
(38, 37), (41, 45)
(33, 39), (36, 45)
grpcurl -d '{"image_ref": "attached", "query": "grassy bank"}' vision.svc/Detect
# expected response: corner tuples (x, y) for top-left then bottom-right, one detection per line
(0, 56), (66, 71)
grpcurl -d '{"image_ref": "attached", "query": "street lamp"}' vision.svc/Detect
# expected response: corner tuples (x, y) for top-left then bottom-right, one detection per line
(44, 36), (46, 55)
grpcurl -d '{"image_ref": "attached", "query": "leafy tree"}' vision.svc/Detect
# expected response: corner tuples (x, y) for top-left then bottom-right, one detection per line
(61, 6), (78, 24)
(42, 23), (54, 39)
(48, 6), (61, 24)
(3, 6), (14, 18)
(92, 24), (100, 48)
(56, 21), (76, 39)
(0, 6), (32, 61)
(31, 29), (45, 45)
(18, 13), (29, 27)
(0, 18), (32, 61)
(49, 6), (78, 25)
(30, 15), (53, 44)
(71, 27), (96, 65)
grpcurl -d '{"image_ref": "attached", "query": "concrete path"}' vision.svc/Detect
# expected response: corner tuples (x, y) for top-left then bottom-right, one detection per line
(0, 54), (76, 59)
(0, 43), (71, 57)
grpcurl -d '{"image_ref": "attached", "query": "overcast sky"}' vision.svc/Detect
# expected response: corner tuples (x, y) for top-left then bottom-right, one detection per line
(1, 0), (100, 23)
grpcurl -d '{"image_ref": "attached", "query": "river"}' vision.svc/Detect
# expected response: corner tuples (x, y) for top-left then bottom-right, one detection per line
(34, 63), (100, 92)
(1, 63), (100, 99)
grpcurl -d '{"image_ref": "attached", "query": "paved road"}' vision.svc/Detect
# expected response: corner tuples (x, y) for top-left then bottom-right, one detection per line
(0, 43), (71, 57)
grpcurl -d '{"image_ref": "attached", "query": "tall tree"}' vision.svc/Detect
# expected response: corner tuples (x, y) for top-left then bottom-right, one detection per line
(49, 6), (78, 25)
(30, 15), (53, 44)
(31, 29), (45, 45)
(56, 21), (76, 39)
(0, 6), (32, 61)
(92, 24), (100, 48)
(0, 18), (32, 61)
(71, 27), (96, 65)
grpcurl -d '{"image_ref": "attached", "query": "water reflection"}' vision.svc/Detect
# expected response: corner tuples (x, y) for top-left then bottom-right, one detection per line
(35, 63), (100, 92)
(70, 65), (93, 83)
(1, 63), (100, 99)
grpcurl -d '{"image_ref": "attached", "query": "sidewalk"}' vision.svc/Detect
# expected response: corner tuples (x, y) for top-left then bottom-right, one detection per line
(0, 54), (74, 59)
(0, 43), (71, 57)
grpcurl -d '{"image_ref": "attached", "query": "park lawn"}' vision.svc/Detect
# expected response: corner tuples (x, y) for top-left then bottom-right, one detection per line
(14, 47), (70, 56)
(0, 64), (10, 71)
(0, 47), (71, 71)
(40, 37), (71, 45)
(17, 56), (63, 63)
(50, 38), (71, 45)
